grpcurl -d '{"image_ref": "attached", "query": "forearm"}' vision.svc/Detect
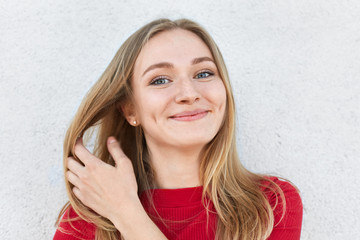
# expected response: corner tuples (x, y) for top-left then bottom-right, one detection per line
(111, 200), (168, 240)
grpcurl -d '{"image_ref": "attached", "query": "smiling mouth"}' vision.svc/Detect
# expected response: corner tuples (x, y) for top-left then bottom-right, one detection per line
(170, 110), (209, 121)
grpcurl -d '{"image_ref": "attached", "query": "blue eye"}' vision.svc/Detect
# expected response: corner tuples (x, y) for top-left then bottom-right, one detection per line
(195, 71), (213, 79)
(150, 77), (170, 85)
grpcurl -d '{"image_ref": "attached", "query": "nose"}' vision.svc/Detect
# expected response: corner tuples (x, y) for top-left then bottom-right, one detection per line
(175, 78), (200, 104)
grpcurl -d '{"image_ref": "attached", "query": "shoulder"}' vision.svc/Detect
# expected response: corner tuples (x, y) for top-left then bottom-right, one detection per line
(262, 176), (303, 239)
(263, 176), (302, 201)
(53, 207), (96, 240)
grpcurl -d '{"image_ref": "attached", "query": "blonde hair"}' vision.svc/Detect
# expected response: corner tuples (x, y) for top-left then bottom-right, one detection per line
(56, 18), (285, 240)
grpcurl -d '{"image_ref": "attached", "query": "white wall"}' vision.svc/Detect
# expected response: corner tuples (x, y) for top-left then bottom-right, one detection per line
(1, 0), (359, 239)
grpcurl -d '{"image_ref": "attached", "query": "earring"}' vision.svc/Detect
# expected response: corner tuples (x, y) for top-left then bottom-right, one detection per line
(133, 120), (137, 125)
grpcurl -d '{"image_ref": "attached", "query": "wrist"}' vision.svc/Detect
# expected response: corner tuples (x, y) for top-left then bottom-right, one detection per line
(110, 198), (143, 229)
(110, 200), (167, 239)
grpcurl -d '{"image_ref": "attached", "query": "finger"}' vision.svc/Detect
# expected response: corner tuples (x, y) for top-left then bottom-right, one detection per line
(66, 170), (82, 189)
(67, 157), (85, 176)
(74, 137), (98, 166)
(107, 136), (128, 166)
(72, 186), (84, 202)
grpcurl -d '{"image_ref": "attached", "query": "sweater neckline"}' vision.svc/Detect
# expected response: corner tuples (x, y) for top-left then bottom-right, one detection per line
(140, 186), (204, 208)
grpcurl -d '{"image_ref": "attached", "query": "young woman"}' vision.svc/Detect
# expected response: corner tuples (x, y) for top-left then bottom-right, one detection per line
(54, 18), (303, 240)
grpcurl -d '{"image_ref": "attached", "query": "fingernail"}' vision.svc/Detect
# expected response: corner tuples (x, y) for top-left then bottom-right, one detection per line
(108, 137), (116, 144)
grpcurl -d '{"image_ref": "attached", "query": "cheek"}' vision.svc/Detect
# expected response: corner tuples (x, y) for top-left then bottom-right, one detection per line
(209, 81), (227, 125)
(219, 83), (227, 107)
(218, 88), (227, 121)
(206, 80), (227, 109)
(136, 90), (170, 122)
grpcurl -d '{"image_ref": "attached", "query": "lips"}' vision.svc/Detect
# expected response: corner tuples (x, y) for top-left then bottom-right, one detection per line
(170, 109), (209, 121)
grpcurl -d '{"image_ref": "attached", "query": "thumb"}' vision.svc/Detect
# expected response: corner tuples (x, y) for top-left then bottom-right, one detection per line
(107, 136), (129, 167)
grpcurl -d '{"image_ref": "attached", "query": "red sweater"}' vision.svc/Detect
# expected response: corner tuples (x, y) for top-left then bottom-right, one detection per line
(53, 177), (303, 240)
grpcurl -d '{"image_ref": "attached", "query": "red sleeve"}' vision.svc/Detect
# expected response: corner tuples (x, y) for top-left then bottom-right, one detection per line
(53, 207), (96, 240)
(265, 177), (303, 240)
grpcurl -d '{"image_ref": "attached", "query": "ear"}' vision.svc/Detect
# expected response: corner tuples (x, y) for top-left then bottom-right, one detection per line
(117, 101), (139, 126)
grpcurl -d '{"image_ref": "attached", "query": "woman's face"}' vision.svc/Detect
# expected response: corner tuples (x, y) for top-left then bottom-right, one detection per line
(128, 29), (226, 150)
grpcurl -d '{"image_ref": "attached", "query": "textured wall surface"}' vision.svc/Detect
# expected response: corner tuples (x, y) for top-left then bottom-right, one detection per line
(1, 0), (359, 239)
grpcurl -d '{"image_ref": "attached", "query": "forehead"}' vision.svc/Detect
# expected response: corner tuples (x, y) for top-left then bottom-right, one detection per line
(134, 29), (213, 73)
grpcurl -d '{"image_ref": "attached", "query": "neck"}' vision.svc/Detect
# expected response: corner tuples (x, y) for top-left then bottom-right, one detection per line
(146, 142), (203, 189)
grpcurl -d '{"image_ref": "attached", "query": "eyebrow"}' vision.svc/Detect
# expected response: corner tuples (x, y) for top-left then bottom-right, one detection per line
(141, 56), (215, 77)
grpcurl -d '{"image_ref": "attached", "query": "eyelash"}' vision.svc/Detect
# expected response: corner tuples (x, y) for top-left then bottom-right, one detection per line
(195, 71), (214, 79)
(149, 70), (214, 85)
(150, 76), (170, 85)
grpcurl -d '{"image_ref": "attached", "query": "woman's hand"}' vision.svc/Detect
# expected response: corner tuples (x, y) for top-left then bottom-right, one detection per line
(66, 136), (139, 224)
(66, 137), (167, 239)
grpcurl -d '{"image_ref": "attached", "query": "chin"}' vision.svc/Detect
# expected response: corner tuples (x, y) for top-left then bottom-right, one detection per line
(171, 135), (216, 149)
